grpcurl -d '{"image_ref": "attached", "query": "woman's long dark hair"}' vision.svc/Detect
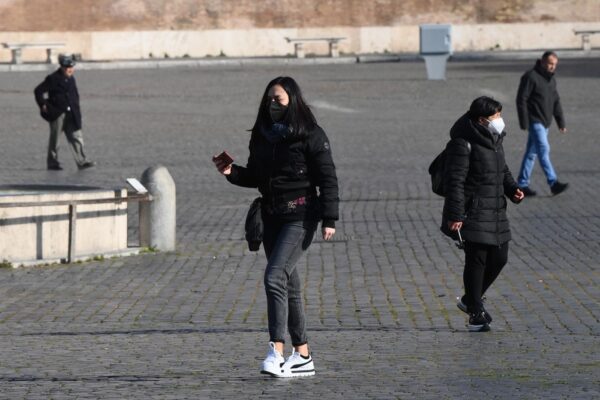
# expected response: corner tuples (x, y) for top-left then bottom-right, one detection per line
(251, 76), (317, 137)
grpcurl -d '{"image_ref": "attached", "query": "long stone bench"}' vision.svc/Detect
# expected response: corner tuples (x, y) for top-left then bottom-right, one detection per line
(285, 37), (346, 58)
(2, 42), (65, 64)
(573, 29), (600, 52)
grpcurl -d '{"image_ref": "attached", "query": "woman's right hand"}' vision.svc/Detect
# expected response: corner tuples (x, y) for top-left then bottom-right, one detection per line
(212, 154), (233, 175)
(448, 221), (463, 232)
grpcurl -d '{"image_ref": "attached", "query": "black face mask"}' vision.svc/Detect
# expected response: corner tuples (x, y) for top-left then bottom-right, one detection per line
(269, 102), (288, 122)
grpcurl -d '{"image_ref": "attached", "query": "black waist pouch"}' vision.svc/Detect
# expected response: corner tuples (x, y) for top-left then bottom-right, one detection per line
(245, 197), (263, 251)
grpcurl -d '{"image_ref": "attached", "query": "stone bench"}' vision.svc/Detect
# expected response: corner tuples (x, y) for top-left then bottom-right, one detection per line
(285, 37), (346, 58)
(573, 30), (600, 52)
(2, 42), (65, 64)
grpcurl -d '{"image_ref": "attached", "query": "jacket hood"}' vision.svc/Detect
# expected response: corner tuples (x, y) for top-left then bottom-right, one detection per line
(450, 112), (505, 148)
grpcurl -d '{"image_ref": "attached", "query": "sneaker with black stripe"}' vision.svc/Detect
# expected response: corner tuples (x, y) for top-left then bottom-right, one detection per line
(280, 351), (315, 378)
(260, 342), (285, 377)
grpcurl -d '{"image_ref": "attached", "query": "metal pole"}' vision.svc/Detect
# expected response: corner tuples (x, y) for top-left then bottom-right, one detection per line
(67, 204), (77, 263)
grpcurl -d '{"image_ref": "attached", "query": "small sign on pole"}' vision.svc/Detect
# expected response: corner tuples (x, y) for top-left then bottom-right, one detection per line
(127, 178), (148, 194)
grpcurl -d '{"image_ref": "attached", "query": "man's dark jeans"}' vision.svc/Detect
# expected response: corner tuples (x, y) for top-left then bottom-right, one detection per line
(262, 218), (317, 346)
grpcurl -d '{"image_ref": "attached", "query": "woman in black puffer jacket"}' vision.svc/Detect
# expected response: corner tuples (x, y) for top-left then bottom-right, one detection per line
(213, 76), (339, 378)
(441, 96), (524, 332)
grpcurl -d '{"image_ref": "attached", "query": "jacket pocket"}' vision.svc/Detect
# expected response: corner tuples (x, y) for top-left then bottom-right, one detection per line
(466, 196), (479, 219)
(291, 153), (308, 178)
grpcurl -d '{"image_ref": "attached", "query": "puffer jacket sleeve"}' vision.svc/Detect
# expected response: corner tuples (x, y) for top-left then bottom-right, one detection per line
(226, 136), (259, 188)
(226, 164), (258, 188)
(307, 127), (339, 228)
(443, 138), (470, 222)
(502, 164), (520, 203)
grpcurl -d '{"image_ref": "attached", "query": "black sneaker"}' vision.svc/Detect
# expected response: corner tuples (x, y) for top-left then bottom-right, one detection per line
(47, 164), (63, 170)
(520, 187), (537, 196)
(457, 296), (492, 323)
(468, 311), (491, 332)
(78, 161), (96, 170)
(457, 296), (469, 314)
(550, 181), (568, 196)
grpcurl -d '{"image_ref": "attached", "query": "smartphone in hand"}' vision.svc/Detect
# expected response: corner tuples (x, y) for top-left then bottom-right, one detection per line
(214, 151), (234, 166)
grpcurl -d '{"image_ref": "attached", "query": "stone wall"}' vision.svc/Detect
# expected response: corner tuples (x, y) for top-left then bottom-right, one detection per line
(1, 22), (598, 63)
(0, 0), (598, 32)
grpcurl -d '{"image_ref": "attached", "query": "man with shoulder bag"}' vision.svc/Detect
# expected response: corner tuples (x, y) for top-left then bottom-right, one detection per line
(34, 54), (95, 171)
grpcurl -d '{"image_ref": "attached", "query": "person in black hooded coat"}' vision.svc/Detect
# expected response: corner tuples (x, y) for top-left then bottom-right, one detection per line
(441, 96), (524, 332)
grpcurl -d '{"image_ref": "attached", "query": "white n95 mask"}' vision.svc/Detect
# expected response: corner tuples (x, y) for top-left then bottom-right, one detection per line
(488, 117), (505, 135)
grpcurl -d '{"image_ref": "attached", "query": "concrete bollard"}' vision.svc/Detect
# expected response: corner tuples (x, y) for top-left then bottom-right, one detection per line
(139, 165), (176, 251)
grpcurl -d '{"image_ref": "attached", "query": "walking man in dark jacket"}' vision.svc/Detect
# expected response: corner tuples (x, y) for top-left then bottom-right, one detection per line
(34, 54), (95, 170)
(516, 51), (567, 196)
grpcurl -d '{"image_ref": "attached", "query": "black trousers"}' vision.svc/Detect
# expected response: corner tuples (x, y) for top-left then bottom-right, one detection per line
(463, 241), (509, 313)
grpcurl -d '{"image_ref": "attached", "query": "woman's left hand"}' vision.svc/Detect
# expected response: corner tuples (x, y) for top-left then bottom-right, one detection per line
(322, 227), (335, 241)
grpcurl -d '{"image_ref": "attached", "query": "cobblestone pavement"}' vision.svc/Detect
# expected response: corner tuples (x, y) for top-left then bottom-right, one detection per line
(0, 58), (599, 399)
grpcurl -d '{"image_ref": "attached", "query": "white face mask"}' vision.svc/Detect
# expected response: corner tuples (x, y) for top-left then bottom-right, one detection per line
(487, 117), (505, 135)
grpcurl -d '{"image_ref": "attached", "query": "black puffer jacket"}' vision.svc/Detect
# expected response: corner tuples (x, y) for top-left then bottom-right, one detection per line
(516, 60), (565, 130)
(227, 125), (339, 228)
(441, 113), (520, 246)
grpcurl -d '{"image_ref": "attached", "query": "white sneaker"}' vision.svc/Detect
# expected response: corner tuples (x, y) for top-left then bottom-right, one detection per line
(260, 342), (285, 377)
(280, 351), (315, 378)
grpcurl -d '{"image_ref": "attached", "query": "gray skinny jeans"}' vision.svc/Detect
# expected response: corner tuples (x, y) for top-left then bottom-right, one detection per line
(262, 218), (317, 346)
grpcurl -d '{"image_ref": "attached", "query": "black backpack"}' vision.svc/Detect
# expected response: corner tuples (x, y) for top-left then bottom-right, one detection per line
(428, 139), (471, 197)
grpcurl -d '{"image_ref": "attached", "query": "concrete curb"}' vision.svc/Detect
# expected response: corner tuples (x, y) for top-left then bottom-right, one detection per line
(0, 50), (598, 72)
(451, 49), (600, 61)
(10, 247), (143, 268)
(0, 55), (359, 72)
(358, 49), (600, 63)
